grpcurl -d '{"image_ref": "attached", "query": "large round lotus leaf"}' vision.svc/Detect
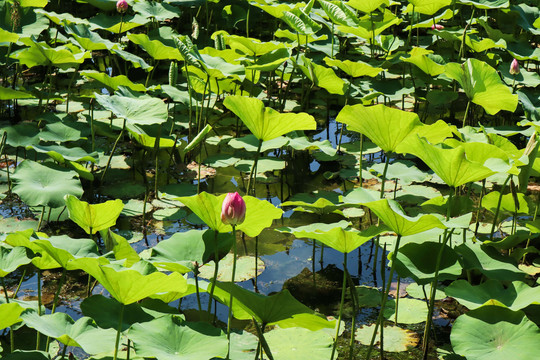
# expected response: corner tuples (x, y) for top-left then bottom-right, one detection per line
(0, 302), (24, 329)
(227, 331), (259, 360)
(32, 235), (101, 270)
(406, 283), (446, 301)
(121, 199), (153, 217)
(12, 160), (83, 208)
(383, 298), (428, 324)
(1, 123), (40, 147)
(393, 241), (462, 285)
(0, 246), (32, 277)
(39, 120), (88, 142)
(263, 327), (333, 360)
(94, 93), (168, 126)
(147, 229), (206, 274)
(451, 306), (540, 360)
(198, 254), (265, 282)
(80, 295), (154, 331)
(0, 217), (38, 234)
(355, 324), (419, 352)
(20, 310), (117, 355)
(128, 315), (228, 360)
(65, 195), (123, 235)
(1, 351), (50, 360)
(444, 279), (540, 311)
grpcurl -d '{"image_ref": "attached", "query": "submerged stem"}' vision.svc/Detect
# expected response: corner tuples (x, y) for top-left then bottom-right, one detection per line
(330, 252), (348, 360)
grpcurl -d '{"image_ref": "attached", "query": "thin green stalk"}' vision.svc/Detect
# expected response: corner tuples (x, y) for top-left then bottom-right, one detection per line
(422, 228), (455, 359)
(101, 119), (127, 183)
(194, 264), (203, 312)
(36, 269), (42, 350)
(459, 8), (476, 60)
(1, 277), (14, 353)
(379, 153), (391, 199)
(226, 225), (238, 359)
(113, 304), (125, 360)
(207, 231), (220, 315)
(474, 179), (486, 237)
(60, 343), (67, 360)
(346, 271), (359, 360)
(253, 321), (274, 360)
(330, 252), (348, 360)
(365, 235), (403, 360)
(51, 269), (66, 314)
(37, 206), (45, 231)
(490, 175), (511, 240)
(462, 100), (471, 128)
(246, 139), (263, 196)
(13, 268), (25, 298)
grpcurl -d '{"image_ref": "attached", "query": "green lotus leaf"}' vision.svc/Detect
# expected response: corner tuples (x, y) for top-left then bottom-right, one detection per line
(1, 123), (40, 147)
(398, 136), (495, 187)
(111, 48), (153, 70)
(0, 303), (24, 329)
(82, 71), (146, 92)
(12, 160), (83, 208)
(451, 306), (540, 360)
(198, 254), (264, 282)
(0, 351), (50, 360)
(408, 0), (452, 15)
(213, 282), (333, 329)
(133, 1), (181, 21)
(456, 242), (525, 281)
(129, 315), (228, 360)
(383, 298), (428, 324)
(400, 47), (445, 76)
(65, 195), (123, 234)
(20, 310), (117, 355)
(324, 57), (383, 77)
(177, 192), (283, 237)
(251, 1), (304, 18)
(245, 47), (292, 71)
(292, 225), (387, 254)
(369, 160), (430, 185)
(228, 135), (289, 152)
(76, 0), (117, 11)
(80, 295), (154, 331)
(346, 0), (389, 13)
(223, 96), (316, 141)
(100, 229), (140, 267)
(364, 199), (446, 236)
(32, 235), (101, 270)
(445, 279), (540, 311)
(394, 241), (462, 285)
(226, 35), (286, 56)
(264, 327), (333, 359)
(89, 13), (147, 33)
(443, 139), (514, 174)
(0, 246), (32, 277)
(318, 0), (359, 27)
(281, 8), (322, 35)
(458, 0), (509, 9)
(39, 120), (88, 143)
(27, 144), (98, 163)
(406, 283), (446, 301)
(94, 93), (168, 125)
(295, 56), (348, 95)
(0, 28), (19, 43)
(74, 259), (188, 305)
(5, 230), (61, 270)
(336, 103), (422, 153)
(34, 9), (90, 25)
(0, 86), (34, 100)
(128, 33), (182, 60)
(64, 23), (117, 50)
(356, 325), (418, 352)
(481, 191), (531, 216)
(11, 40), (90, 70)
(147, 230), (206, 274)
(235, 158), (287, 174)
(445, 58), (518, 115)
(285, 132), (337, 156)
(466, 34), (507, 52)
(338, 9), (401, 40)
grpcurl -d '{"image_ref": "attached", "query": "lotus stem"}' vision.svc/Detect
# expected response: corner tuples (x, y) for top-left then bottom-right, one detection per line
(462, 100), (471, 127)
(113, 303), (125, 360)
(36, 269), (42, 350)
(490, 175), (511, 241)
(246, 139), (263, 196)
(474, 179), (486, 237)
(51, 269), (66, 314)
(422, 228), (454, 359)
(37, 206), (45, 231)
(379, 153), (391, 199)
(253, 320), (274, 360)
(194, 263), (202, 312)
(366, 235), (402, 360)
(459, 8), (475, 60)
(346, 271), (359, 360)
(13, 268), (25, 299)
(1, 277), (14, 353)
(226, 225), (238, 359)
(207, 231), (220, 315)
(330, 251), (348, 360)
(101, 119), (126, 183)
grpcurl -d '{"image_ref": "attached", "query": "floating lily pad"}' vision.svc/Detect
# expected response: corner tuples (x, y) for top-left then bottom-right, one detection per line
(355, 324), (419, 352)
(198, 254), (265, 282)
(121, 199), (153, 217)
(264, 327), (333, 360)
(383, 298), (428, 324)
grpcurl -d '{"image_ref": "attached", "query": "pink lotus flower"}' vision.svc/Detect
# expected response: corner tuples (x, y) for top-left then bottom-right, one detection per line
(116, 0), (128, 13)
(510, 58), (520, 75)
(431, 24), (444, 30)
(221, 192), (246, 225)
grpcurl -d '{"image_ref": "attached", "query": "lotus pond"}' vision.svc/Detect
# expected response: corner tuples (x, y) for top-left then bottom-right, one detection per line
(2, 0), (540, 359)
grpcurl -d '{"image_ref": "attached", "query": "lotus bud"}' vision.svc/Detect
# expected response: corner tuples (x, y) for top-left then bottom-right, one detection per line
(221, 192), (246, 225)
(431, 24), (444, 30)
(116, 0), (128, 14)
(510, 58), (520, 75)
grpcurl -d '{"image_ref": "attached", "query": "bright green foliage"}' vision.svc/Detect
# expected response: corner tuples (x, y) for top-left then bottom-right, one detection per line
(65, 195), (123, 234)
(0, 246), (32, 277)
